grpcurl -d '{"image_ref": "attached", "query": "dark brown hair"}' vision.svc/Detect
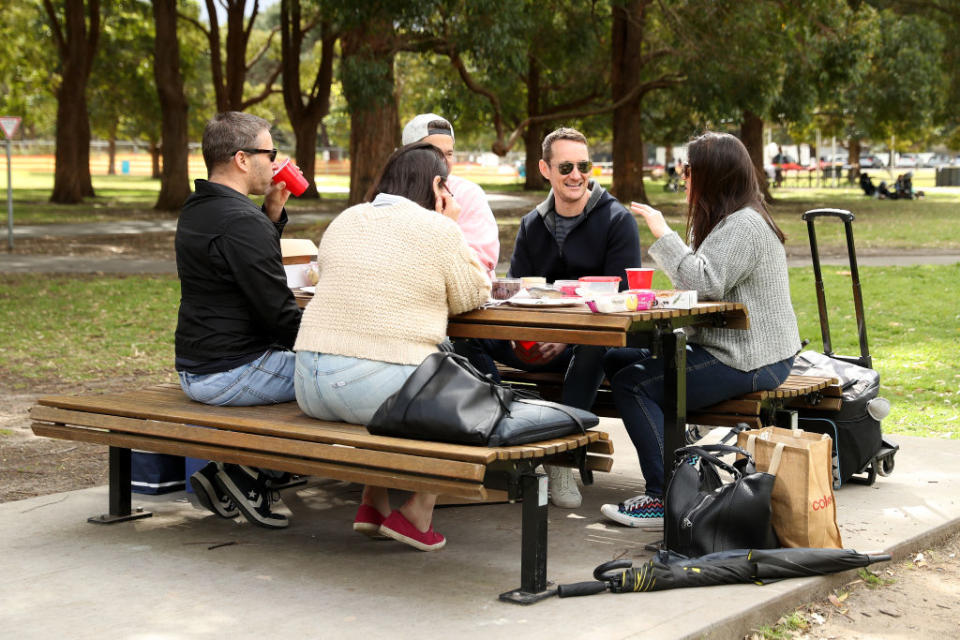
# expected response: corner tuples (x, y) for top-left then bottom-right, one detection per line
(365, 142), (450, 210)
(541, 127), (588, 164)
(685, 132), (785, 249)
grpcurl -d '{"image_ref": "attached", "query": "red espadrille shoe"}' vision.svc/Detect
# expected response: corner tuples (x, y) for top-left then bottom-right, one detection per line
(353, 504), (389, 539)
(379, 510), (446, 551)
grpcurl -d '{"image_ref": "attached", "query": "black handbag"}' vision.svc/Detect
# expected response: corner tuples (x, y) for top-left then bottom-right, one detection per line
(367, 351), (598, 446)
(664, 443), (782, 557)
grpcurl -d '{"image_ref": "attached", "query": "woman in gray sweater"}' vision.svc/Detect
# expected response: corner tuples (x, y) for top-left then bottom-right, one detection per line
(600, 132), (801, 528)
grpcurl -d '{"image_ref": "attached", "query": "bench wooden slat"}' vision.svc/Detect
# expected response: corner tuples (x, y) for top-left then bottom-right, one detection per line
(32, 423), (488, 499)
(786, 397), (843, 412)
(31, 406), (486, 483)
(587, 439), (614, 455)
(36, 388), (501, 465)
(694, 398), (761, 416)
(686, 414), (763, 429)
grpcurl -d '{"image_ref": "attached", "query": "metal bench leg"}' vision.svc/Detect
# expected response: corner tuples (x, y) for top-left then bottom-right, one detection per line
(499, 471), (553, 604)
(88, 446), (152, 525)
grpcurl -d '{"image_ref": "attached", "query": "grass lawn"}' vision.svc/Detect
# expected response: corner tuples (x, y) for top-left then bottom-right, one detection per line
(2, 264), (957, 439)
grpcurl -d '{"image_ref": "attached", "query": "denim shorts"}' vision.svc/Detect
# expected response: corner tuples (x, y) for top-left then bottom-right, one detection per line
(178, 349), (296, 406)
(294, 351), (417, 425)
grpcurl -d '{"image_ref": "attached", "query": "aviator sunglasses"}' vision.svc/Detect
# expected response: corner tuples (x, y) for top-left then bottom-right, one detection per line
(554, 160), (593, 175)
(239, 147), (278, 162)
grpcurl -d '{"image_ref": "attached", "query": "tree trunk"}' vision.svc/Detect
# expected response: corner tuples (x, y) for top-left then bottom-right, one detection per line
(280, 1), (335, 200)
(149, 140), (161, 179)
(848, 137), (861, 179)
(107, 124), (117, 176)
(523, 55), (543, 190)
(740, 110), (771, 202)
(341, 25), (399, 205)
(610, 0), (649, 204)
(152, 0), (191, 210)
(45, 0), (101, 204)
(224, 0), (248, 110)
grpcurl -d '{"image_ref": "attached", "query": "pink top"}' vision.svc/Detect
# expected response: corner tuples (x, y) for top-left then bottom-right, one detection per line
(447, 174), (500, 278)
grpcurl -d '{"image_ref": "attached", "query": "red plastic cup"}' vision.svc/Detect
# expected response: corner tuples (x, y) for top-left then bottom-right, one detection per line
(626, 268), (654, 289)
(273, 159), (310, 197)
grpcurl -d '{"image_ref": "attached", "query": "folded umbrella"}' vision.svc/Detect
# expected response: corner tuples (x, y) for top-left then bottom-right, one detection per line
(557, 547), (891, 596)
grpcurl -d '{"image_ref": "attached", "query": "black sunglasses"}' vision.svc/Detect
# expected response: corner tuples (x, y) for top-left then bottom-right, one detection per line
(239, 147), (278, 162)
(555, 160), (593, 176)
(682, 163), (690, 179)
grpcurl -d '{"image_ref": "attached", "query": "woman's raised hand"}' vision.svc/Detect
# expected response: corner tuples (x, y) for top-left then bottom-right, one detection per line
(630, 201), (671, 239)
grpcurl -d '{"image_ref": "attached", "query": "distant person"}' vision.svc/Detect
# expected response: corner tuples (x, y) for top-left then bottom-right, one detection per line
(601, 132), (800, 528)
(859, 172), (877, 197)
(294, 143), (490, 551)
(175, 111), (302, 529)
(459, 126), (642, 509)
(402, 113), (499, 277)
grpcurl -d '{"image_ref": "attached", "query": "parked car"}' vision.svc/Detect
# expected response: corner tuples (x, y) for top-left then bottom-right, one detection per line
(858, 154), (886, 168)
(929, 153), (958, 167)
(897, 153), (919, 168)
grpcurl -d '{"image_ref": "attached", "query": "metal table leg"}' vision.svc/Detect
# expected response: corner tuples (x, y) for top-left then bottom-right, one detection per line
(88, 446), (152, 524)
(661, 329), (687, 551)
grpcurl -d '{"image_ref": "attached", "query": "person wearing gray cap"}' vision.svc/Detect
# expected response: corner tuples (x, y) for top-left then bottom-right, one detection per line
(402, 113), (500, 277)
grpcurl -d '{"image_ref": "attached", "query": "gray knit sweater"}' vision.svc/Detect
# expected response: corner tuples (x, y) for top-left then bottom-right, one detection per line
(648, 207), (801, 371)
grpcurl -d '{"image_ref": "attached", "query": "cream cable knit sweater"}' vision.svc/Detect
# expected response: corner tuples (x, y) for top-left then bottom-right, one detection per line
(294, 199), (491, 365)
(649, 207), (801, 371)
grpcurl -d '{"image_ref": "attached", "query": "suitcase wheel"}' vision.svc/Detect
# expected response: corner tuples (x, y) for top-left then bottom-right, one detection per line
(877, 452), (896, 477)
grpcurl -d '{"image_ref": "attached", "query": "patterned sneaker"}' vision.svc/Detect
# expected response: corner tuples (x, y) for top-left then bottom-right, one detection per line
(546, 465), (582, 508)
(600, 494), (664, 527)
(189, 462), (239, 519)
(215, 464), (289, 529)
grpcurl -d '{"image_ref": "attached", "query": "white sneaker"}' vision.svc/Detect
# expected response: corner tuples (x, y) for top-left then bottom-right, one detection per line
(546, 465), (581, 508)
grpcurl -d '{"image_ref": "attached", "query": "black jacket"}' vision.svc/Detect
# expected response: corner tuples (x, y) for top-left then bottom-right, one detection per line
(175, 179), (302, 373)
(509, 182), (641, 288)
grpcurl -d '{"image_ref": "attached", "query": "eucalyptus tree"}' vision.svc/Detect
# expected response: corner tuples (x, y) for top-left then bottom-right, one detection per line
(179, 0), (281, 112)
(42, 0), (102, 203)
(278, 0), (336, 199)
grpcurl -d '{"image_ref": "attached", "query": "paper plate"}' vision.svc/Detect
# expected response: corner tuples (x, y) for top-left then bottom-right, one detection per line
(506, 297), (585, 307)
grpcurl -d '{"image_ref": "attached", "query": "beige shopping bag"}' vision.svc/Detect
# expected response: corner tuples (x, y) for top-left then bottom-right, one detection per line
(737, 426), (842, 548)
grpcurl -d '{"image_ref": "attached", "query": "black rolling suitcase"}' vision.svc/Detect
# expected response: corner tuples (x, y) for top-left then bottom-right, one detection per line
(792, 209), (899, 487)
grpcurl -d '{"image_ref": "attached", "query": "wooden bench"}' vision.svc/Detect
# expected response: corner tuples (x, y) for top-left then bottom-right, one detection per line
(496, 367), (841, 435)
(29, 384), (614, 605)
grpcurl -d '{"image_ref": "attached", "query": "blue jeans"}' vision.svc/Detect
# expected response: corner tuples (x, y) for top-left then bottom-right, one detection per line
(294, 351), (417, 425)
(178, 349), (296, 406)
(604, 345), (794, 497)
(454, 338), (606, 411)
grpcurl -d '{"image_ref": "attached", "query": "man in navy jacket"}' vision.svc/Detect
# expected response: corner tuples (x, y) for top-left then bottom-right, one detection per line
(469, 127), (641, 507)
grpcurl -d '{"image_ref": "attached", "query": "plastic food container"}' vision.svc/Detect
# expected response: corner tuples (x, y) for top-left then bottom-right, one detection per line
(625, 289), (656, 311)
(578, 276), (621, 294)
(553, 280), (581, 297)
(491, 278), (522, 300)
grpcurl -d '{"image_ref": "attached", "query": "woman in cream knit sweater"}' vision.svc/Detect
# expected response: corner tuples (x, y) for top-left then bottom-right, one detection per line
(599, 132), (801, 529)
(294, 143), (490, 551)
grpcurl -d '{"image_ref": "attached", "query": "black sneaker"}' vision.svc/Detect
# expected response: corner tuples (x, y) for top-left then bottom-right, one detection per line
(190, 462), (239, 519)
(215, 464), (289, 529)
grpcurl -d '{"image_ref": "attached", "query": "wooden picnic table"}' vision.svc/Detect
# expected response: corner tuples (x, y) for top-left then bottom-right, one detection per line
(296, 292), (749, 549)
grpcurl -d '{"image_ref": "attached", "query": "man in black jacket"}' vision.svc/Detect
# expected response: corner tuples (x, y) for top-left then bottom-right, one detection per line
(466, 127), (642, 508)
(175, 111), (302, 529)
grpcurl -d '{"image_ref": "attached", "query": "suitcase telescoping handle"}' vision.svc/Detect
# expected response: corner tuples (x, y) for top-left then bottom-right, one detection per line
(801, 208), (871, 369)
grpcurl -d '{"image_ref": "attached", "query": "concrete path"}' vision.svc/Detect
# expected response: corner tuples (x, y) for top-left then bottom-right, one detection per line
(2, 424), (957, 639)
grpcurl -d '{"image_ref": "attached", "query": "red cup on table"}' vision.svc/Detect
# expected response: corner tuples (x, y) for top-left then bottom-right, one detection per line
(272, 159), (310, 197)
(626, 267), (655, 290)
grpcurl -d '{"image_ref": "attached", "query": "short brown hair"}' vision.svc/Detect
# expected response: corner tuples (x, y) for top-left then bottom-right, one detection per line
(202, 111), (271, 173)
(541, 127), (588, 164)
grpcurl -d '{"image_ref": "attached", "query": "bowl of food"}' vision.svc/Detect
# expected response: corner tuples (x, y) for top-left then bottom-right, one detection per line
(578, 276), (622, 294)
(491, 278), (522, 300)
